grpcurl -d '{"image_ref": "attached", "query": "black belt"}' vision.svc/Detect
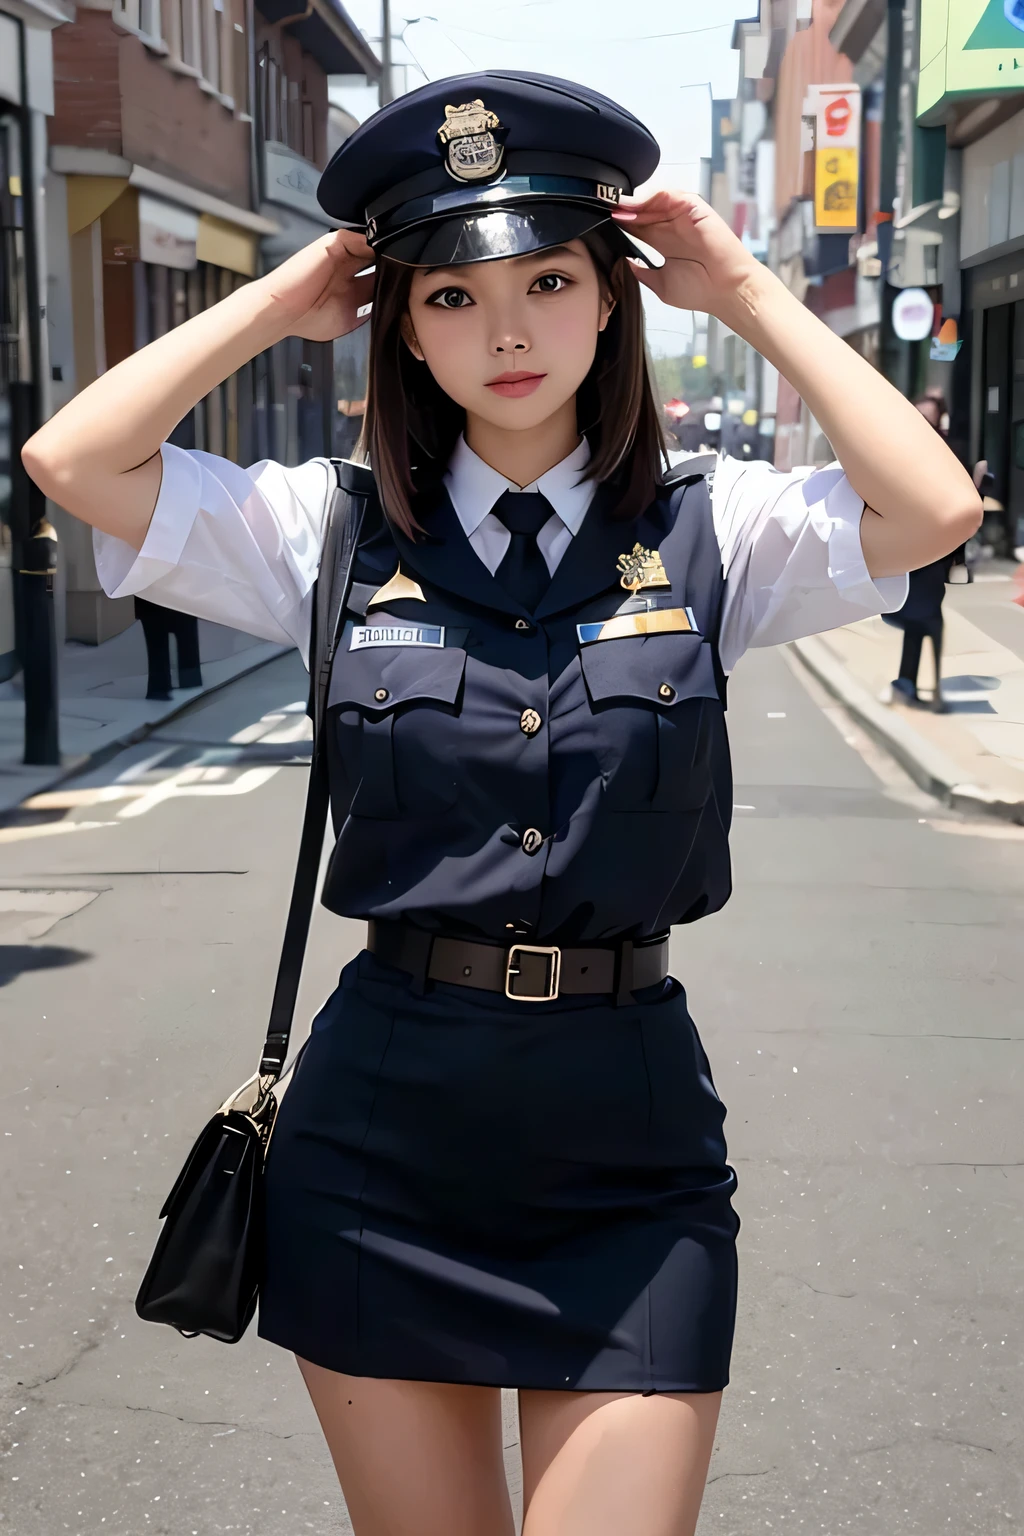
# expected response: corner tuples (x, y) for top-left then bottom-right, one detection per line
(367, 919), (670, 1004)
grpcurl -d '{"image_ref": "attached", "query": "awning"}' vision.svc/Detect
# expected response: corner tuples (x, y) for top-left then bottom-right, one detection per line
(67, 175), (130, 236)
(196, 214), (257, 277)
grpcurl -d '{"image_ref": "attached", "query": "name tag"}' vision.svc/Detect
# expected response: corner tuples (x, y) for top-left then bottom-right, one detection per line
(577, 607), (698, 644)
(350, 624), (444, 650)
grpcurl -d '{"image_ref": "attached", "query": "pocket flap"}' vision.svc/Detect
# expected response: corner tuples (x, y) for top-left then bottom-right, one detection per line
(329, 634), (467, 713)
(580, 631), (720, 707)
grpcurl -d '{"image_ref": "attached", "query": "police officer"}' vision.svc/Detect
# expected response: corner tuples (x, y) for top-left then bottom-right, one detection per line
(25, 70), (980, 1536)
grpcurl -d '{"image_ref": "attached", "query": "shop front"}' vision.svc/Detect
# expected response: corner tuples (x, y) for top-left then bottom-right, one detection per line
(52, 160), (278, 640)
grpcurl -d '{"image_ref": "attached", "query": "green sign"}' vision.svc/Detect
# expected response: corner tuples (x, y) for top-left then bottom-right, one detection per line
(918, 0), (1024, 122)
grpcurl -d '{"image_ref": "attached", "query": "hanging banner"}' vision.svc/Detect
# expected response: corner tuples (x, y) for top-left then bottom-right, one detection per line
(810, 85), (861, 233)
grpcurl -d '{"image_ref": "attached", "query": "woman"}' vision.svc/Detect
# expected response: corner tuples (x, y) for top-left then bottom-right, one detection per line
(23, 73), (980, 1536)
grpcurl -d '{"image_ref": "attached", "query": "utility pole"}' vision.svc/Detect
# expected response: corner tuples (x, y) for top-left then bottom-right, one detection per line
(877, 0), (908, 393)
(379, 0), (393, 107)
(13, 24), (60, 766)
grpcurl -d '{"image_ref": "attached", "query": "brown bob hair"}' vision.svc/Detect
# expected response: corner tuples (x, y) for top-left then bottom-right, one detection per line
(360, 227), (667, 536)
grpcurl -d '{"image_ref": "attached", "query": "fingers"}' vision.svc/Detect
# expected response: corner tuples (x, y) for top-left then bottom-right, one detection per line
(625, 261), (664, 299)
(615, 189), (707, 226)
(328, 228), (375, 270)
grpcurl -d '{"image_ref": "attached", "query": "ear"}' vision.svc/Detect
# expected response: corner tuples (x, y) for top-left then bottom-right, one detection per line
(400, 313), (425, 361)
(598, 292), (616, 333)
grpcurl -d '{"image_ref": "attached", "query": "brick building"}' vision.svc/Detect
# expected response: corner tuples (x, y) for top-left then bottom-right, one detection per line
(46, 0), (376, 642)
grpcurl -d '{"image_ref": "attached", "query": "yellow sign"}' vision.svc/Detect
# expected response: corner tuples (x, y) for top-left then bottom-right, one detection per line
(815, 147), (859, 229)
(807, 84), (861, 233)
(691, 354), (707, 368)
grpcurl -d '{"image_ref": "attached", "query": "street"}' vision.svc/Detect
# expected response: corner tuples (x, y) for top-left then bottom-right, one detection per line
(1, 643), (1021, 1536)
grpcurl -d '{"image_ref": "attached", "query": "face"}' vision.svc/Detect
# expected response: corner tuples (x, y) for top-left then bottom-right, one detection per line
(400, 241), (614, 432)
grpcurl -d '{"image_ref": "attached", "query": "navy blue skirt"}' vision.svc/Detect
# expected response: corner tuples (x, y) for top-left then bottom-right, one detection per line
(258, 951), (740, 1392)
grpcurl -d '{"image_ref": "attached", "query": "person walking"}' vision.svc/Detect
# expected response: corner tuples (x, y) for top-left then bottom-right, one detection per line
(134, 596), (203, 700)
(884, 396), (962, 711)
(23, 73), (980, 1536)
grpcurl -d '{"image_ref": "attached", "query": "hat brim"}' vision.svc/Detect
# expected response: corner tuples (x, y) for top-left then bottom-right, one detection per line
(375, 202), (655, 268)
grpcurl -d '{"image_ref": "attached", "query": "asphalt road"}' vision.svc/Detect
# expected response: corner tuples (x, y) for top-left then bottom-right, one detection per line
(1, 643), (1021, 1536)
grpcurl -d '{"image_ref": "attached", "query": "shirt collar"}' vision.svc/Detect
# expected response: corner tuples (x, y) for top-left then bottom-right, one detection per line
(444, 433), (594, 539)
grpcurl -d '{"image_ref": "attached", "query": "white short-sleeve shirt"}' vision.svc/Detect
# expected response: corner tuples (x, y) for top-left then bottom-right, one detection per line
(93, 436), (908, 674)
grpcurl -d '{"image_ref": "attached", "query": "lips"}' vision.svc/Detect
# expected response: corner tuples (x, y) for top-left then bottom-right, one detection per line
(485, 371), (548, 399)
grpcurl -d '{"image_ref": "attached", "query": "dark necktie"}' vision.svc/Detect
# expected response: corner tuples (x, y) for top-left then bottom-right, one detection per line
(492, 490), (554, 612)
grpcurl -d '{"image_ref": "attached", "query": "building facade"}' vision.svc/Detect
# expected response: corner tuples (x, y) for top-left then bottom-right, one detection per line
(918, 0), (1024, 554)
(46, 0), (376, 643)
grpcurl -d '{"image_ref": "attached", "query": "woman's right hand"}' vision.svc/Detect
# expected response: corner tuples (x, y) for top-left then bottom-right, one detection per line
(22, 229), (376, 547)
(261, 230), (375, 343)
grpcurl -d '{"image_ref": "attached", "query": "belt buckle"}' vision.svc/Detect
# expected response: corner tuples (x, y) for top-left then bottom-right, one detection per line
(505, 943), (561, 1002)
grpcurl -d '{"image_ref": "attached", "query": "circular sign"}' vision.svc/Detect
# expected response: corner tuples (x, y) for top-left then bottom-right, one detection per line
(892, 288), (935, 342)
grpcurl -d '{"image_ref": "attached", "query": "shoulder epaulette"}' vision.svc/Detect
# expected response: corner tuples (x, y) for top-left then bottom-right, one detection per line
(330, 457), (377, 496)
(660, 452), (718, 488)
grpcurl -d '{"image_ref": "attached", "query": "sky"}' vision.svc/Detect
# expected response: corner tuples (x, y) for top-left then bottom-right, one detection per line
(332, 0), (753, 354)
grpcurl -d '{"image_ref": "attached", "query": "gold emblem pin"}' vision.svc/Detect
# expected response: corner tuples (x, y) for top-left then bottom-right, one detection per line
(616, 543), (671, 594)
(437, 100), (505, 183)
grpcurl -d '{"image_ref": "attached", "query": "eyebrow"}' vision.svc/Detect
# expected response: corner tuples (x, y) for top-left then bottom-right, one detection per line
(420, 245), (583, 279)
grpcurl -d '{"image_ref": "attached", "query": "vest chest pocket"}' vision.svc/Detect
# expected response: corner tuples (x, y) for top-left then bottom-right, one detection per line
(579, 631), (722, 812)
(329, 639), (468, 819)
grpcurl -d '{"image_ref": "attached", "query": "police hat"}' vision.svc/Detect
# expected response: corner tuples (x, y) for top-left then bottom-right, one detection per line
(317, 71), (660, 267)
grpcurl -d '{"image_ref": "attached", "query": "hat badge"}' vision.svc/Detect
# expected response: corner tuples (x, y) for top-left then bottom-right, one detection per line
(437, 100), (506, 183)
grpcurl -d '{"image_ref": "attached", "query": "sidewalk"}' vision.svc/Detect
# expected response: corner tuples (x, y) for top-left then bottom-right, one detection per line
(791, 562), (1024, 823)
(0, 619), (289, 814)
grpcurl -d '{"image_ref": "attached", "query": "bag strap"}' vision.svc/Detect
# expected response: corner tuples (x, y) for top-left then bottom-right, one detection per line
(258, 459), (377, 1081)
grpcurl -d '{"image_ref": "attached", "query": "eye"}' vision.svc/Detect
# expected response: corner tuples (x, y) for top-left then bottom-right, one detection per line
(426, 286), (474, 309)
(530, 273), (571, 294)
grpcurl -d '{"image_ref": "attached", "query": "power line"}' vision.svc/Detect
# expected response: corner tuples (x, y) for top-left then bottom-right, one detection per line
(437, 18), (732, 43)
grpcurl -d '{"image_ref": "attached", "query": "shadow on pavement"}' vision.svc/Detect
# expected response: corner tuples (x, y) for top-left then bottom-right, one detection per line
(0, 945), (92, 986)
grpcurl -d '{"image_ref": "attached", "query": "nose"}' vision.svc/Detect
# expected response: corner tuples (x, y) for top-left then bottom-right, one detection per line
(494, 337), (529, 355)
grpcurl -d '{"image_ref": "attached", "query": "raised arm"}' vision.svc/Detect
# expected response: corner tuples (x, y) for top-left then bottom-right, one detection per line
(617, 193), (982, 577)
(22, 231), (373, 550)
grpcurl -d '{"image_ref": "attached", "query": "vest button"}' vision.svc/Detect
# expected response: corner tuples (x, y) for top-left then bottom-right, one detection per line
(658, 682), (675, 701)
(519, 707), (542, 736)
(374, 687), (389, 702)
(521, 827), (544, 855)
(514, 618), (534, 633)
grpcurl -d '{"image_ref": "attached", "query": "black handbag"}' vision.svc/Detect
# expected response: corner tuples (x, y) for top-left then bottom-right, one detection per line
(134, 460), (377, 1342)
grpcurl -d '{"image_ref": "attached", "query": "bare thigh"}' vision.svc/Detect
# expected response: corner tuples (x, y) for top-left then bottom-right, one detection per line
(518, 1387), (723, 1536)
(296, 1356), (515, 1536)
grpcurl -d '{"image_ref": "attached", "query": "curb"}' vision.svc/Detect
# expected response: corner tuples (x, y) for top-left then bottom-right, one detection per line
(1, 643), (291, 815)
(789, 634), (1024, 826)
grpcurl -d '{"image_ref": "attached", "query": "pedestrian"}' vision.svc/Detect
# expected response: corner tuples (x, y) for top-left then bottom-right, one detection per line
(23, 73), (980, 1536)
(883, 395), (960, 711)
(134, 595), (202, 701)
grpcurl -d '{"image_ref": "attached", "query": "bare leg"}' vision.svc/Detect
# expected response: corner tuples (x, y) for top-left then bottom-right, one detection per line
(296, 1356), (516, 1536)
(519, 1387), (723, 1536)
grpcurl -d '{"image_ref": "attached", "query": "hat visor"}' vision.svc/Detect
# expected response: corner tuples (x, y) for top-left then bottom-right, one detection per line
(375, 202), (656, 268)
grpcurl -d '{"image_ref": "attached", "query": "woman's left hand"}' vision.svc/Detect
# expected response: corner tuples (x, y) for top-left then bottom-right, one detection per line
(613, 190), (761, 320)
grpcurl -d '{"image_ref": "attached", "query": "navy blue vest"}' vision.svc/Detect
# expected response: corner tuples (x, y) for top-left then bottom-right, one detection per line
(320, 475), (732, 944)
